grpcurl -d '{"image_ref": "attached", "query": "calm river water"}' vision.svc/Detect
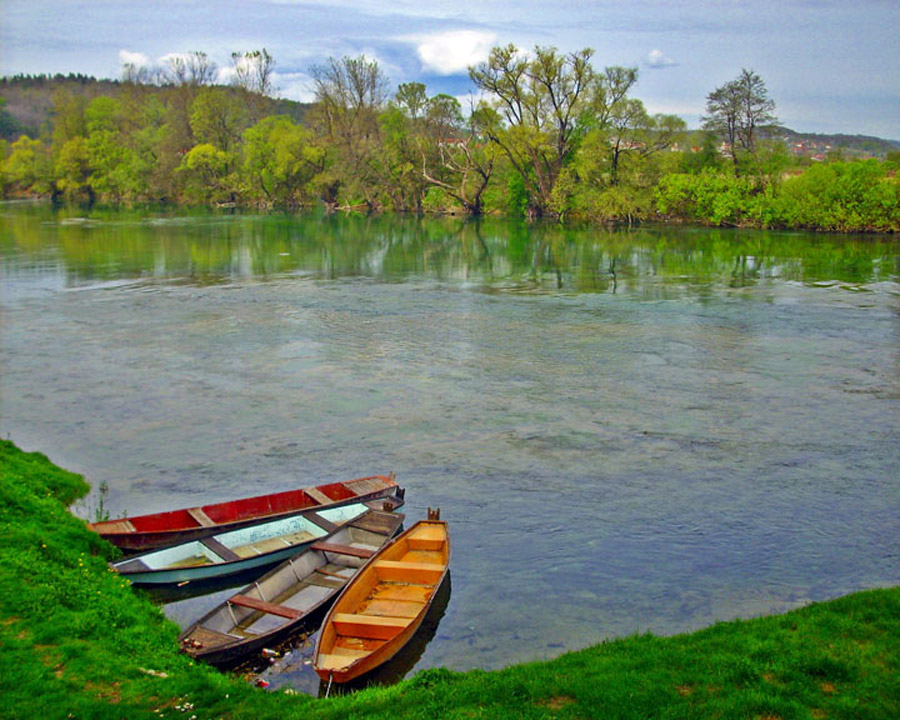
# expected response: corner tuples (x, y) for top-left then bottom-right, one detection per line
(2, 202), (898, 691)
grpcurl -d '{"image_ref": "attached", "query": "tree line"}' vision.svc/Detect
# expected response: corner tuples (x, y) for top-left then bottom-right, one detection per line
(1, 47), (897, 232)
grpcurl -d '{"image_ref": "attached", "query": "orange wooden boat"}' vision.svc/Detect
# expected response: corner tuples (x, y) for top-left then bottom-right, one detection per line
(89, 474), (402, 551)
(313, 509), (450, 684)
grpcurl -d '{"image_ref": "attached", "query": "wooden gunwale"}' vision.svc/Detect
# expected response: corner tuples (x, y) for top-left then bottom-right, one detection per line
(313, 518), (450, 683)
(177, 509), (405, 667)
(89, 473), (399, 552)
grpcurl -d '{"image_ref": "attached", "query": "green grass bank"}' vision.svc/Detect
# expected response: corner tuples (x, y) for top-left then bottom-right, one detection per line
(1, 438), (898, 719)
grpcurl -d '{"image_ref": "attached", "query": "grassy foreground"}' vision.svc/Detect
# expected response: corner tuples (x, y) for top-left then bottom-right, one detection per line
(1, 438), (897, 720)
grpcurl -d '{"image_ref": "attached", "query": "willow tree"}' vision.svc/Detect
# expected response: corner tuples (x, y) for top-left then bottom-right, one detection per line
(469, 45), (594, 217)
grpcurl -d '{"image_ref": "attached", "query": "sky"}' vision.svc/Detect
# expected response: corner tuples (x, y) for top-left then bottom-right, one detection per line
(2, 0), (899, 140)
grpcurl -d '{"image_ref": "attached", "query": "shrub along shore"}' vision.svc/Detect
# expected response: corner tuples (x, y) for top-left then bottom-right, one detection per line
(1, 438), (898, 719)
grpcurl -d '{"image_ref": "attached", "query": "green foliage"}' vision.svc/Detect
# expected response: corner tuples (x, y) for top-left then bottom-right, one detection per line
(655, 170), (758, 226)
(178, 142), (234, 203)
(773, 159), (900, 232)
(1, 52), (896, 231)
(2, 134), (53, 194)
(241, 115), (322, 205)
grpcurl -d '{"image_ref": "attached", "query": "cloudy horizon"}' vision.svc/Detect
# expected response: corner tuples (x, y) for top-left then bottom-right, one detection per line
(2, 0), (898, 140)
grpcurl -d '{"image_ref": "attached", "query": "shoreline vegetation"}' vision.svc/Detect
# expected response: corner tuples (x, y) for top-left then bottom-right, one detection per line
(2, 438), (898, 718)
(2, 48), (899, 234)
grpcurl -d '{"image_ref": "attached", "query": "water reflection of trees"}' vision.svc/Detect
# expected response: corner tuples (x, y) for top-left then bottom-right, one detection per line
(2, 204), (897, 294)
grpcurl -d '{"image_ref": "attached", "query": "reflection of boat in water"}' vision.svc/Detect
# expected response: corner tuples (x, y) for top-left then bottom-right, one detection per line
(318, 572), (452, 696)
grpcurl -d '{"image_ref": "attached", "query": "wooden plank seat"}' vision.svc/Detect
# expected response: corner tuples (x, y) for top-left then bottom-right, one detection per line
(101, 519), (136, 534)
(373, 559), (445, 584)
(305, 487), (333, 505)
(352, 513), (401, 534)
(310, 542), (375, 558)
(187, 506), (216, 527)
(228, 594), (303, 619)
(112, 557), (151, 573)
(331, 612), (408, 639)
(304, 511), (338, 533)
(185, 626), (242, 647)
(200, 536), (241, 562)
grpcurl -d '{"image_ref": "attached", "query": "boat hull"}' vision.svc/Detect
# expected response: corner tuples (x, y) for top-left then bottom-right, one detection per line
(90, 474), (401, 551)
(179, 509), (405, 667)
(112, 498), (403, 586)
(313, 517), (450, 684)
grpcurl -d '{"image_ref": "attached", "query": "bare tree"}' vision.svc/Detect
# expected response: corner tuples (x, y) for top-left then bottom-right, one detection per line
(230, 49), (276, 96)
(164, 52), (218, 87)
(703, 68), (777, 173)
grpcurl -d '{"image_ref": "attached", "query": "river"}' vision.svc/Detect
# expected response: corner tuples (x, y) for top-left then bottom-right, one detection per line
(2, 201), (898, 692)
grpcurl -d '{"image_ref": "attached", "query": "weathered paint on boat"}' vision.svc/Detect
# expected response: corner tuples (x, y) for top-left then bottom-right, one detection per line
(89, 474), (401, 551)
(178, 509), (405, 666)
(111, 499), (403, 585)
(314, 511), (450, 684)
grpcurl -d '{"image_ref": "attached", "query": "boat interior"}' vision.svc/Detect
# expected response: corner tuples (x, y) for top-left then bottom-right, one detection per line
(183, 517), (400, 653)
(316, 521), (448, 673)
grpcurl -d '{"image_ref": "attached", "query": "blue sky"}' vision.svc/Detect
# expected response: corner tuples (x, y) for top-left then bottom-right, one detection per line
(2, 0), (898, 140)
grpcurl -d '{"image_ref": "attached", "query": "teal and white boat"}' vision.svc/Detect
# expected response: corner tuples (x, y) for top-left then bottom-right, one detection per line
(111, 501), (399, 585)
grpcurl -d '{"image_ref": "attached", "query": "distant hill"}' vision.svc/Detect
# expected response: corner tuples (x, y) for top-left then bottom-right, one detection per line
(771, 127), (900, 159)
(0, 74), (312, 141)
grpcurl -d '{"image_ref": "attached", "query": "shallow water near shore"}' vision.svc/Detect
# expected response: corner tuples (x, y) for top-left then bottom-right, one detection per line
(2, 202), (899, 691)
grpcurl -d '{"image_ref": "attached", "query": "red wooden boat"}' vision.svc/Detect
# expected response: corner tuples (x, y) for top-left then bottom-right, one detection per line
(88, 474), (403, 552)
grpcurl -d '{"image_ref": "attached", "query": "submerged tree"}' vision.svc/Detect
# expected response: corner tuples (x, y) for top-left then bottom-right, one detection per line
(702, 68), (777, 174)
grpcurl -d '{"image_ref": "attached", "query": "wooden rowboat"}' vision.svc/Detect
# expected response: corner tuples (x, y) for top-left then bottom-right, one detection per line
(178, 509), (405, 667)
(313, 509), (450, 684)
(111, 499), (402, 586)
(89, 474), (402, 552)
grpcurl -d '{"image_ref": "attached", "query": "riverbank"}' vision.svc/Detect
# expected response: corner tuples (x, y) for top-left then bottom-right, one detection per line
(1, 438), (897, 719)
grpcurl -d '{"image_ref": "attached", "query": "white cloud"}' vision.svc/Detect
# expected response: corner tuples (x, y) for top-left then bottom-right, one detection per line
(645, 49), (676, 68)
(119, 49), (150, 67)
(274, 72), (316, 103)
(415, 30), (497, 75)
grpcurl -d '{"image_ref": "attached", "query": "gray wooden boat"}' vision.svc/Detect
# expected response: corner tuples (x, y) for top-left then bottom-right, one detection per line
(178, 509), (405, 666)
(111, 498), (402, 585)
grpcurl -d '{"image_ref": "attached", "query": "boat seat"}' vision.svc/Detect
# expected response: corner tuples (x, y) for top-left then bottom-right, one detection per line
(97, 519), (136, 534)
(331, 612), (408, 640)
(309, 542), (375, 559)
(304, 511), (338, 533)
(187, 506), (216, 527)
(317, 653), (357, 671)
(229, 594), (302, 619)
(200, 536), (241, 562)
(373, 559), (444, 584)
(305, 487), (333, 505)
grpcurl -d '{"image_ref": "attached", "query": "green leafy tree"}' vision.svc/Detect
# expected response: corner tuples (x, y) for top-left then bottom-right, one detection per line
(55, 136), (92, 199)
(469, 44), (594, 217)
(2, 135), (53, 195)
(240, 115), (323, 205)
(190, 87), (246, 154)
(177, 143), (233, 203)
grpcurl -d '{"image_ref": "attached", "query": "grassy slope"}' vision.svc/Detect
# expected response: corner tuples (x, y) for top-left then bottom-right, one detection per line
(1, 438), (897, 719)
